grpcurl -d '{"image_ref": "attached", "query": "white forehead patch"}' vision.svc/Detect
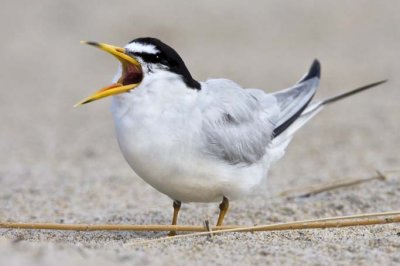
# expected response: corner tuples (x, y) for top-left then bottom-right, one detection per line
(124, 42), (159, 54)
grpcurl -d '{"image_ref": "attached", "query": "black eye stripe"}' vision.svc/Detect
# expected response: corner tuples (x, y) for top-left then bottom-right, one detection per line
(130, 52), (162, 63)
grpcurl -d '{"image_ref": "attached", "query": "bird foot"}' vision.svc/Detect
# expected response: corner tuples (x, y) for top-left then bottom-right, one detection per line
(168, 231), (177, 237)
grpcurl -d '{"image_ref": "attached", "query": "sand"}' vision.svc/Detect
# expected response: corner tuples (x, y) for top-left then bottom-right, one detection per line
(1, 1), (400, 265)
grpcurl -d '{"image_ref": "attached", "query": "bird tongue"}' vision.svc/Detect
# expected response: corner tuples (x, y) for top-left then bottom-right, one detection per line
(97, 62), (142, 94)
(121, 64), (143, 86)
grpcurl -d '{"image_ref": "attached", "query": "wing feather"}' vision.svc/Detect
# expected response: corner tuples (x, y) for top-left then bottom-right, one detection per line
(200, 79), (274, 165)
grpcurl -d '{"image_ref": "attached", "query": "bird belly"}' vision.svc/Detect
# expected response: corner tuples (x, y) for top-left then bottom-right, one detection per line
(113, 112), (267, 203)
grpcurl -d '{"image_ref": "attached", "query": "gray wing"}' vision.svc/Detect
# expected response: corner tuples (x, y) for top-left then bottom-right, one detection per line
(199, 60), (320, 165)
(199, 79), (275, 165)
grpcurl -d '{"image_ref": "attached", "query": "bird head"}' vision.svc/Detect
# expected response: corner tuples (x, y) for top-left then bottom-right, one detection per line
(74, 37), (199, 107)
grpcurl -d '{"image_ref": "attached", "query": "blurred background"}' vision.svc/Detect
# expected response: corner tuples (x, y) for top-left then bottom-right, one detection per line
(0, 0), (400, 219)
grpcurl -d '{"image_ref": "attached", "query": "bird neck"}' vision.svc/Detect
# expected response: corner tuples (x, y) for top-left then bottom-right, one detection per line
(141, 70), (194, 93)
(111, 71), (200, 119)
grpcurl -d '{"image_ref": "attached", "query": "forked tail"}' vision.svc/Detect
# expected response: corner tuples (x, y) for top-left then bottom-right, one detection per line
(271, 79), (388, 147)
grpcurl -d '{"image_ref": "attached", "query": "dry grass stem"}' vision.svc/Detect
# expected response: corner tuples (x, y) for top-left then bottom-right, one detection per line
(0, 222), (237, 232)
(279, 170), (389, 198)
(2, 210), (399, 233)
(129, 210), (400, 246)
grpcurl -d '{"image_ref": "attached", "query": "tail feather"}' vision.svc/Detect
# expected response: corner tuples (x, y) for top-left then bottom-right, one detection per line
(322, 80), (387, 105)
(271, 79), (388, 146)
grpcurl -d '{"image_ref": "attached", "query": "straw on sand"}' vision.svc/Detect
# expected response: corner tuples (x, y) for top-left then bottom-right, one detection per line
(1, 210), (400, 245)
(278, 170), (389, 198)
(1, 169), (399, 245)
(127, 210), (400, 245)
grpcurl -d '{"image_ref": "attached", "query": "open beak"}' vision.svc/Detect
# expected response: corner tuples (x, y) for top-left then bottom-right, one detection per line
(74, 41), (143, 107)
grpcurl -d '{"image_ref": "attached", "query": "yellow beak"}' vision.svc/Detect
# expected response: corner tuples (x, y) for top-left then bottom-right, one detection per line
(74, 41), (142, 107)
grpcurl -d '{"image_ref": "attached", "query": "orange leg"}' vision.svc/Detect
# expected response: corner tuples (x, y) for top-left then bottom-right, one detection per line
(168, 200), (181, 236)
(216, 196), (229, 226)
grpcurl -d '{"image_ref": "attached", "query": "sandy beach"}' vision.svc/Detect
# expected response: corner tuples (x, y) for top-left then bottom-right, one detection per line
(1, 1), (400, 265)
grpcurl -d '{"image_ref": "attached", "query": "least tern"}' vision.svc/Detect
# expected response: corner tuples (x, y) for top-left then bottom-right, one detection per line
(75, 37), (386, 235)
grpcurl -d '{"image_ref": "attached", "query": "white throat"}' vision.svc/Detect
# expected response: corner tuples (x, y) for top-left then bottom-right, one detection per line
(111, 69), (199, 119)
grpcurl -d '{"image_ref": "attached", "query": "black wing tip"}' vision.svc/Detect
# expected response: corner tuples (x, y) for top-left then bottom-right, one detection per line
(299, 59), (321, 82)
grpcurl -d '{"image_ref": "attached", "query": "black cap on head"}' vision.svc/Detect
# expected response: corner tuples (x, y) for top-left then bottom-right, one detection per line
(128, 37), (200, 90)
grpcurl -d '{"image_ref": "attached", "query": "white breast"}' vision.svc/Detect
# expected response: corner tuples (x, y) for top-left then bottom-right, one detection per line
(110, 75), (269, 202)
